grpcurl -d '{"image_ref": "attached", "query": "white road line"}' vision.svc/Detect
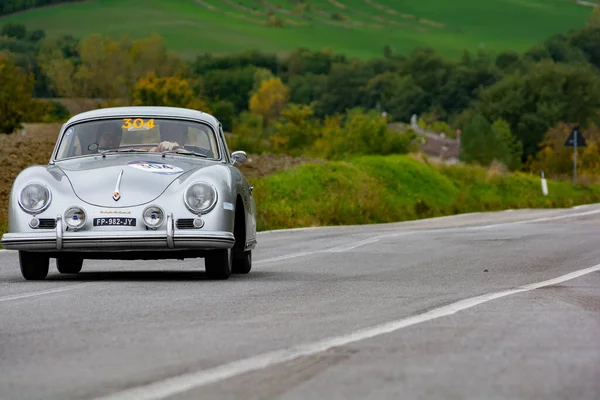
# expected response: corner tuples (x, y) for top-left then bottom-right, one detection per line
(467, 208), (600, 230)
(253, 250), (326, 265)
(93, 263), (600, 400)
(325, 232), (410, 253)
(0, 284), (89, 303)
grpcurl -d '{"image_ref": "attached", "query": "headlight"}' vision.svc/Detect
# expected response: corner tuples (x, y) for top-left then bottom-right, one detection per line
(64, 206), (86, 230)
(19, 183), (51, 214)
(143, 206), (164, 229)
(184, 182), (217, 214)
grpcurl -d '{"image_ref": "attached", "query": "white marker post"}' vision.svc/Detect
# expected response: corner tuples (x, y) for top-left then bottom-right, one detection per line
(541, 171), (548, 196)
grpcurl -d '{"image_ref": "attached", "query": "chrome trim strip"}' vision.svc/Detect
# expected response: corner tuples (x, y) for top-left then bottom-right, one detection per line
(113, 169), (123, 201)
(56, 215), (63, 250)
(166, 213), (174, 249)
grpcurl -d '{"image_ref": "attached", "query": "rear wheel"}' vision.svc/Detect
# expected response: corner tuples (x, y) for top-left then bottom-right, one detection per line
(204, 249), (232, 280)
(56, 257), (83, 274)
(232, 251), (252, 274)
(19, 251), (49, 281)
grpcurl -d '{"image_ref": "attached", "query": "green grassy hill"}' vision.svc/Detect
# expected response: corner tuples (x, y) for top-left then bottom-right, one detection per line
(0, 0), (593, 59)
(251, 155), (600, 231)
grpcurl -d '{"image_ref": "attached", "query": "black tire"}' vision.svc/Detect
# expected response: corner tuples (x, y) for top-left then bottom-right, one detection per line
(204, 249), (232, 280)
(19, 251), (50, 281)
(232, 251), (252, 274)
(56, 257), (83, 274)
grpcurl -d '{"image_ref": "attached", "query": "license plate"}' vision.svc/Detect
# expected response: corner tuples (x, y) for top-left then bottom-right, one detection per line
(93, 217), (136, 227)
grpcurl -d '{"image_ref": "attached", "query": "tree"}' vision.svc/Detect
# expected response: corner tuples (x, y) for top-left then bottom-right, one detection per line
(491, 118), (523, 171)
(362, 72), (426, 122)
(314, 108), (412, 159)
(1, 23), (26, 39)
(399, 47), (454, 112)
(281, 47), (347, 78)
(439, 50), (502, 118)
(459, 114), (496, 166)
(249, 77), (289, 124)
(229, 111), (266, 154)
(569, 26), (600, 70)
(132, 72), (209, 111)
(203, 66), (257, 113)
(314, 61), (372, 116)
(288, 73), (327, 106)
(0, 58), (35, 133)
(211, 100), (235, 132)
(272, 104), (320, 156)
(129, 34), (186, 87)
(527, 122), (600, 180)
(38, 33), (185, 102)
(249, 67), (275, 95)
(475, 60), (600, 161)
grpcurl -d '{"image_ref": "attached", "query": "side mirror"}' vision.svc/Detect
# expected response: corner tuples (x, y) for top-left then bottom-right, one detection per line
(231, 150), (247, 165)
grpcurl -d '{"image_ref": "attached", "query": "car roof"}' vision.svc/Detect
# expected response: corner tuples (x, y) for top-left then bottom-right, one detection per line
(63, 106), (220, 128)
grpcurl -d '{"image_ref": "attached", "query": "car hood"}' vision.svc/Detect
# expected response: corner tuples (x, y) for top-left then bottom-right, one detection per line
(56, 155), (209, 207)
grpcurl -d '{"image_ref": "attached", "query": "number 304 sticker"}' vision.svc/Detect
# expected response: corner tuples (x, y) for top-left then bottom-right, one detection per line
(122, 118), (155, 130)
(126, 160), (184, 174)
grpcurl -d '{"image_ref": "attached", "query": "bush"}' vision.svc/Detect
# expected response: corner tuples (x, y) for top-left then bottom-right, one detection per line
(313, 108), (413, 159)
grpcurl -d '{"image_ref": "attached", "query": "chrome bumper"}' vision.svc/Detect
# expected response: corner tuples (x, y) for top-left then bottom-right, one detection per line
(0, 215), (234, 252)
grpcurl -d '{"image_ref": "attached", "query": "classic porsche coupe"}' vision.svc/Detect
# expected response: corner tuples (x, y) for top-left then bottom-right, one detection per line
(1, 106), (257, 280)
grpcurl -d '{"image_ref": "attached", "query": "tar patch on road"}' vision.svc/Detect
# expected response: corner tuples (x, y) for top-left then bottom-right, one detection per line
(175, 347), (358, 400)
(536, 285), (600, 313)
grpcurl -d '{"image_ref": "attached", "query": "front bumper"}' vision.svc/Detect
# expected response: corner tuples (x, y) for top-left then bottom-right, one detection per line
(1, 215), (234, 252)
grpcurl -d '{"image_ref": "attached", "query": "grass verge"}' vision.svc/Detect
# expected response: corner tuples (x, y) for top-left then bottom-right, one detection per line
(250, 154), (600, 231)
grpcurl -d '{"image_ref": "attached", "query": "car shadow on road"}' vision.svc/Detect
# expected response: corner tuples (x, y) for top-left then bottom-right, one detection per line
(45, 270), (277, 282)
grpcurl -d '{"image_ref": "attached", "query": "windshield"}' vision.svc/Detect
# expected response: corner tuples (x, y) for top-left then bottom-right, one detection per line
(55, 117), (221, 161)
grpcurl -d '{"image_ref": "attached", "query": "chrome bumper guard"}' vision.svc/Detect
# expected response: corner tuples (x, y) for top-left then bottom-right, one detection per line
(0, 214), (234, 252)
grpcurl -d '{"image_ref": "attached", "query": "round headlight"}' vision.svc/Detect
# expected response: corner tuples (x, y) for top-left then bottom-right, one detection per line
(64, 206), (86, 230)
(184, 183), (217, 214)
(19, 183), (51, 214)
(143, 206), (164, 229)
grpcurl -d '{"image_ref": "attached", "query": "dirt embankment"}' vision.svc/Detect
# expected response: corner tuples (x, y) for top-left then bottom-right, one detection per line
(0, 124), (62, 223)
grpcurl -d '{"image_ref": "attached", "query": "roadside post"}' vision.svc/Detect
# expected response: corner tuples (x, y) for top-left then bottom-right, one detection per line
(564, 126), (586, 185)
(541, 171), (548, 196)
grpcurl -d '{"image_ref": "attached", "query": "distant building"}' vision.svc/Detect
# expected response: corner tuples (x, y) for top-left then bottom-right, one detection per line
(388, 121), (461, 164)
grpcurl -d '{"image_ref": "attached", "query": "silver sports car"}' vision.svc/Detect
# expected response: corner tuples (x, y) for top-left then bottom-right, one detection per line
(1, 106), (257, 280)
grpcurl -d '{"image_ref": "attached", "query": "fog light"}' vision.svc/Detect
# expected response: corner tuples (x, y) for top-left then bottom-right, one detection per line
(29, 218), (40, 229)
(143, 206), (164, 229)
(64, 207), (86, 230)
(193, 218), (204, 228)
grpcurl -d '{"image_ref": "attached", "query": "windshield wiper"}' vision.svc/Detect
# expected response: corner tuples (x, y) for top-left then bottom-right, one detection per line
(100, 149), (149, 157)
(161, 148), (207, 158)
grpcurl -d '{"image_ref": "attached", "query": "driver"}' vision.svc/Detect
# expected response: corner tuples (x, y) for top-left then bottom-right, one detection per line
(150, 121), (187, 152)
(97, 122), (123, 151)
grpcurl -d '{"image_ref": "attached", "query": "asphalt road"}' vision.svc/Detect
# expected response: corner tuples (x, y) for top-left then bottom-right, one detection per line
(1, 204), (600, 400)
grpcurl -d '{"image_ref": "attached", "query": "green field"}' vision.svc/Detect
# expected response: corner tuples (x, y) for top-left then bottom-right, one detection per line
(0, 0), (593, 59)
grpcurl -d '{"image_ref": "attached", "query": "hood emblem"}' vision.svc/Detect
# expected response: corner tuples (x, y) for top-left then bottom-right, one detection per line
(113, 170), (124, 201)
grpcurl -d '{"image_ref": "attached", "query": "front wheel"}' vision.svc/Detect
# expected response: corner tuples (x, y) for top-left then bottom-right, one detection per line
(56, 257), (83, 274)
(204, 249), (232, 280)
(232, 251), (252, 274)
(19, 251), (50, 280)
